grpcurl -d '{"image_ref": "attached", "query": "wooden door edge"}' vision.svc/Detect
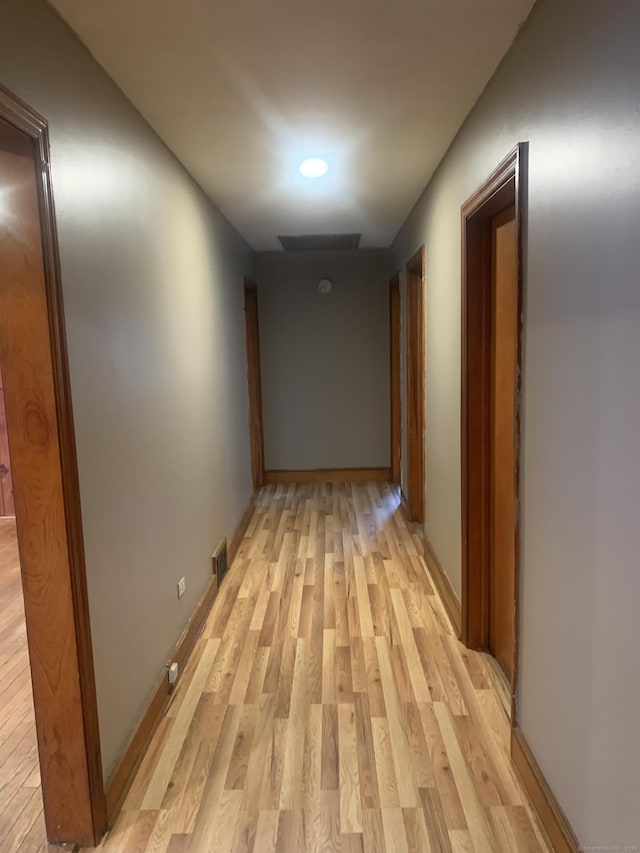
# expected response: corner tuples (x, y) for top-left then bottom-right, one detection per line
(389, 273), (401, 485)
(243, 278), (265, 490)
(405, 247), (426, 523)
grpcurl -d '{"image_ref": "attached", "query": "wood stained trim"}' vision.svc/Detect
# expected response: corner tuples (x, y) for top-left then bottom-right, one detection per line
(389, 273), (401, 484)
(422, 535), (462, 637)
(105, 573), (219, 818)
(265, 468), (391, 484)
(460, 144), (528, 723)
(0, 85), (106, 845)
(243, 279), (265, 489)
(105, 494), (256, 819)
(511, 728), (580, 853)
(228, 493), (256, 566)
(405, 247), (425, 523)
(399, 492), (461, 636)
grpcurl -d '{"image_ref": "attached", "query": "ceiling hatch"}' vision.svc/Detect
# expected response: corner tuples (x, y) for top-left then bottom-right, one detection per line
(278, 233), (362, 252)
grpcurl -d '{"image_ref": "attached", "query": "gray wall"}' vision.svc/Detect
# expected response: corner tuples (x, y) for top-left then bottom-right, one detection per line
(0, 0), (254, 780)
(392, 0), (640, 844)
(255, 250), (392, 471)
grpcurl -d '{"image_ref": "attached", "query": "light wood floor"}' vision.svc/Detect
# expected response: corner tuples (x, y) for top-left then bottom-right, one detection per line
(0, 517), (47, 852)
(88, 483), (551, 853)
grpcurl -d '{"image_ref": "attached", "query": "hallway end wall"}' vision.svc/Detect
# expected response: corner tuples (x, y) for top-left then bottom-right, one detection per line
(255, 249), (393, 472)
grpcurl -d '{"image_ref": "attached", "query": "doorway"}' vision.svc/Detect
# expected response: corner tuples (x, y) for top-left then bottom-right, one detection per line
(243, 279), (265, 489)
(405, 247), (425, 523)
(389, 273), (401, 485)
(461, 144), (527, 695)
(0, 90), (106, 844)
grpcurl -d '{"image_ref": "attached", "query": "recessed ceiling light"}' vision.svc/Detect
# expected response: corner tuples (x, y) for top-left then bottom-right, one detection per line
(299, 158), (329, 178)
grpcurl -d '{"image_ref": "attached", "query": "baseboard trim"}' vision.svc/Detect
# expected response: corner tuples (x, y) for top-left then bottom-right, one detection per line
(397, 492), (462, 638)
(105, 574), (218, 818)
(228, 493), (255, 565)
(265, 468), (391, 484)
(105, 494), (256, 819)
(422, 534), (462, 637)
(511, 727), (580, 853)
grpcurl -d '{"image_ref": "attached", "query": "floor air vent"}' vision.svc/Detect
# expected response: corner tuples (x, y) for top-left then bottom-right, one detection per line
(213, 538), (228, 586)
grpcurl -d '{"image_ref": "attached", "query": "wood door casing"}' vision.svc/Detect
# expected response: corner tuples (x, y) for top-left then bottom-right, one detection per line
(406, 248), (425, 523)
(0, 360), (15, 516)
(489, 206), (517, 682)
(0, 104), (106, 844)
(244, 280), (265, 489)
(389, 274), (401, 484)
(461, 143), (527, 722)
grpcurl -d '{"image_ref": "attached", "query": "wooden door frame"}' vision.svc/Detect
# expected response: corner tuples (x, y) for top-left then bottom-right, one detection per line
(0, 86), (106, 845)
(460, 143), (528, 714)
(405, 247), (426, 523)
(243, 279), (265, 489)
(389, 273), (401, 484)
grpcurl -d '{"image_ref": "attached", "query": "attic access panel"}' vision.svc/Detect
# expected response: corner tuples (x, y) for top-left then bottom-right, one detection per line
(278, 233), (361, 252)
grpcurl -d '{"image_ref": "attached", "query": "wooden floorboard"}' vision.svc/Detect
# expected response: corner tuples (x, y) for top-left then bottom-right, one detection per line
(85, 483), (552, 852)
(0, 517), (47, 852)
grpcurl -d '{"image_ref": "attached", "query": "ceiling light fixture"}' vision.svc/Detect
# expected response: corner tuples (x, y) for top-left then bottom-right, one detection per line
(299, 158), (329, 178)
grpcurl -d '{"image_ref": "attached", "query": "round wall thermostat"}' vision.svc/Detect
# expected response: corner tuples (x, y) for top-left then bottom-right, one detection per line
(318, 278), (332, 294)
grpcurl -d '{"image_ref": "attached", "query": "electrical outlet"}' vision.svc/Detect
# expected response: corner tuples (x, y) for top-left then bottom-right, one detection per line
(177, 576), (186, 599)
(168, 661), (179, 686)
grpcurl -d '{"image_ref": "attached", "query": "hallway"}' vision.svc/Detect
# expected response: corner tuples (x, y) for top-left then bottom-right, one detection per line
(91, 483), (550, 852)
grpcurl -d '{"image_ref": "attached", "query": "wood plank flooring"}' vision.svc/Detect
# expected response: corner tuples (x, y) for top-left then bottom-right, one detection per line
(0, 517), (47, 852)
(88, 483), (551, 852)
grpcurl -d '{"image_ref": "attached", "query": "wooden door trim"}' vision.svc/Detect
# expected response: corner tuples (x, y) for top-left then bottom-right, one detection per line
(0, 85), (107, 844)
(406, 247), (426, 523)
(389, 273), (401, 484)
(460, 143), (528, 720)
(243, 279), (265, 489)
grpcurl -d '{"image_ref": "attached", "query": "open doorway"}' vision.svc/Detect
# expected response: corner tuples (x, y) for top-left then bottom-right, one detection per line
(461, 144), (527, 705)
(389, 273), (401, 485)
(0, 89), (106, 845)
(405, 247), (425, 523)
(243, 279), (265, 490)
